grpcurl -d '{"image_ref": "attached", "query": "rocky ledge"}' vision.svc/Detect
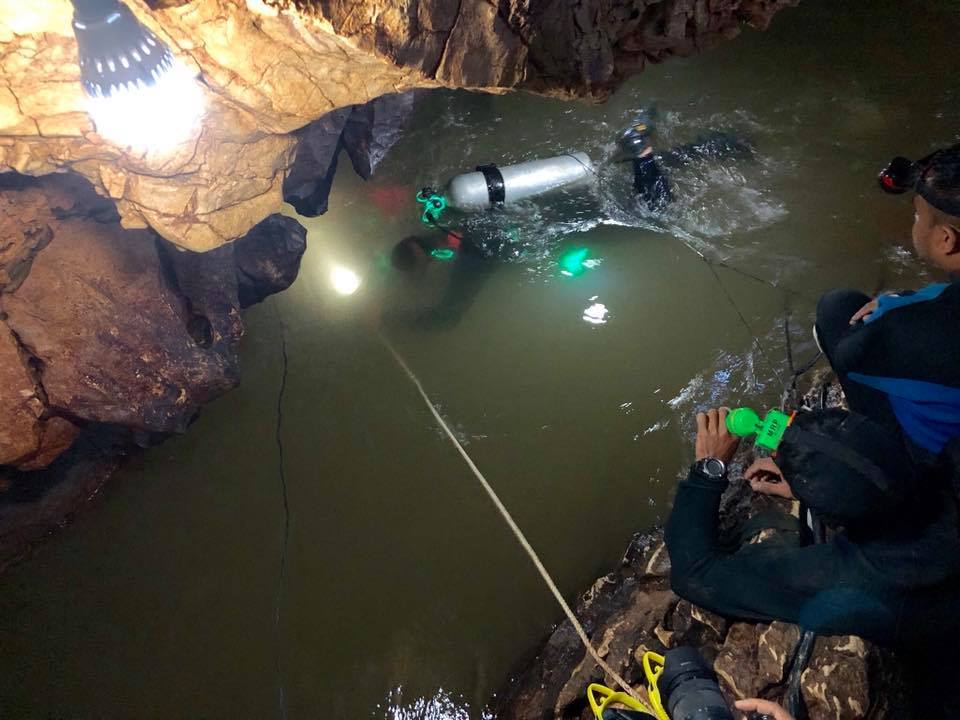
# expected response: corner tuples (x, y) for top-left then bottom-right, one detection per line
(495, 383), (910, 720)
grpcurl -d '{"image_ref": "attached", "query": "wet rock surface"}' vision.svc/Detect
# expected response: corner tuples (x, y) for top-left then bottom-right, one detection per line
(0, 172), (305, 564)
(282, 92), (417, 217)
(0, 0), (799, 250)
(496, 526), (909, 720)
(4, 210), (239, 435)
(233, 214), (308, 308)
(496, 378), (910, 720)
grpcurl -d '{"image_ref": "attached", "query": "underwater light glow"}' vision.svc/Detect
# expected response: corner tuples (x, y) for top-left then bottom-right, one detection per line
(559, 247), (591, 277)
(330, 265), (362, 296)
(85, 58), (204, 151)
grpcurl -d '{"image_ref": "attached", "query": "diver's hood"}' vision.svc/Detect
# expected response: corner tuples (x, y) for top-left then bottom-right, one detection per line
(777, 410), (914, 525)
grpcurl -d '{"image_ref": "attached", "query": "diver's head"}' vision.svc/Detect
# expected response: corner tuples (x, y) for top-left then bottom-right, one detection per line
(391, 236), (430, 272)
(776, 409), (913, 527)
(880, 145), (960, 272)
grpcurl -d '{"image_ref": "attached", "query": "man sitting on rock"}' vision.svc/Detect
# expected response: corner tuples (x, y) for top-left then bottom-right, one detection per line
(665, 407), (960, 714)
(814, 144), (960, 465)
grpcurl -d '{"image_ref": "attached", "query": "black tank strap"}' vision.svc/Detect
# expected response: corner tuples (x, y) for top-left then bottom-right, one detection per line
(476, 164), (505, 204)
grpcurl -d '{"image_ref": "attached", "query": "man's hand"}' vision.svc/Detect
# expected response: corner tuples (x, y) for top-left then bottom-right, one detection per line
(849, 298), (879, 324)
(735, 698), (795, 720)
(744, 457), (795, 499)
(695, 407), (740, 463)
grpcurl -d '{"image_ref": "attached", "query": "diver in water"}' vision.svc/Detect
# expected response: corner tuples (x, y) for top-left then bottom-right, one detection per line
(617, 115), (673, 212)
(383, 229), (495, 330)
(617, 111), (755, 213)
(386, 113), (753, 329)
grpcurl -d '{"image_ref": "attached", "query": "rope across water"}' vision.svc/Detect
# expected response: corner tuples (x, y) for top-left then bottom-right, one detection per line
(378, 331), (643, 701)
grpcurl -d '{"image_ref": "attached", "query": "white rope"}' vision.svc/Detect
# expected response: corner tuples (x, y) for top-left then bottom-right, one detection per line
(379, 332), (641, 701)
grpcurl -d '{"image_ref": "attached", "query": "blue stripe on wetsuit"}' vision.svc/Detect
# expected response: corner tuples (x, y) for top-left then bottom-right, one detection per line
(848, 373), (960, 454)
(864, 283), (950, 323)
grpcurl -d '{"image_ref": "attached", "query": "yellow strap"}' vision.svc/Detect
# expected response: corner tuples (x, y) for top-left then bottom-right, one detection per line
(641, 652), (670, 720)
(587, 684), (658, 720)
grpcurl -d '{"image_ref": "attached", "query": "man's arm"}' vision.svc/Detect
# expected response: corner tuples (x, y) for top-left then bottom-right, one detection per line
(666, 408), (889, 636)
(665, 469), (897, 638)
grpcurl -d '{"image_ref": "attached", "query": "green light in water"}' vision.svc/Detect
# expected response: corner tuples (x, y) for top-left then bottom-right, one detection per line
(430, 248), (455, 261)
(559, 247), (590, 276)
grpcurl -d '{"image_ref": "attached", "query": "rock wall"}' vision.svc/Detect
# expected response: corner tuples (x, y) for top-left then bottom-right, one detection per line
(0, 172), (305, 471)
(0, 0), (798, 250)
(0, 171), (305, 565)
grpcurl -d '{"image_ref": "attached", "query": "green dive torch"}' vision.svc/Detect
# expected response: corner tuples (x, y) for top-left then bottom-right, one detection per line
(726, 407), (795, 454)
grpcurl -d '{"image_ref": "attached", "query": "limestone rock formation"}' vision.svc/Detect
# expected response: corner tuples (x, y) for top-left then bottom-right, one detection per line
(283, 92), (417, 216)
(0, 172), (305, 470)
(0, 0), (798, 250)
(0, 170), (305, 566)
(233, 214), (308, 306)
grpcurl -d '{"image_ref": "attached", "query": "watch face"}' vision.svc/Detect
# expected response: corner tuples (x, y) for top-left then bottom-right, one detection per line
(704, 458), (725, 477)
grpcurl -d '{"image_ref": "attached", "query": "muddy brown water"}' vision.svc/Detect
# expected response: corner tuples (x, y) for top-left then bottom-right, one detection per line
(0, 1), (958, 717)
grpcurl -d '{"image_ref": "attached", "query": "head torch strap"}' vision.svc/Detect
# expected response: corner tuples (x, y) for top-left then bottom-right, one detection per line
(918, 183), (960, 219)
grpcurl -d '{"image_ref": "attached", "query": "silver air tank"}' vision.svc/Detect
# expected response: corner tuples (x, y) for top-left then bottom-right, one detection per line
(445, 153), (595, 211)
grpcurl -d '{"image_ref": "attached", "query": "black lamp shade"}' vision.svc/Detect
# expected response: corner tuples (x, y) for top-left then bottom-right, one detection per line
(72, 0), (174, 97)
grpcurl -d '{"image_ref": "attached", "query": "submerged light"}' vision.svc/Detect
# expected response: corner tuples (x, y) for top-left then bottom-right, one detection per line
(330, 265), (362, 296)
(71, 0), (204, 150)
(559, 247), (591, 277)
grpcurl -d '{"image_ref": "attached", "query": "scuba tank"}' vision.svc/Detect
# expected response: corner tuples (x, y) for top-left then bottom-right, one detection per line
(445, 153), (596, 211)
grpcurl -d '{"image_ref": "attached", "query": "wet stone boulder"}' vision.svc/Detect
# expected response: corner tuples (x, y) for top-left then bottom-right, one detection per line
(283, 92), (418, 217)
(0, 172), (306, 565)
(0, 172), (306, 458)
(3, 206), (239, 436)
(234, 214), (308, 308)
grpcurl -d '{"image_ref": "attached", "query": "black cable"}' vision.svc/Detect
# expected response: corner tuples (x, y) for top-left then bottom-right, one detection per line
(272, 300), (291, 720)
(780, 303), (823, 410)
(705, 261), (786, 391)
(783, 630), (816, 719)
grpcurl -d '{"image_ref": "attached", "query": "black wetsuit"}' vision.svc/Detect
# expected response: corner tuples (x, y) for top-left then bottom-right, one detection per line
(631, 133), (753, 213)
(816, 279), (960, 459)
(666, 467), (960, 715)
(633, 155), (672, 211)
(666, 467), (960, 642)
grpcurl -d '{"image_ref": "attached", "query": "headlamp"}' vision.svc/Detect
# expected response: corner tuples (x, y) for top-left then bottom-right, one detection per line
(878, 156), (920, 195)
(878, 146), (960, 217)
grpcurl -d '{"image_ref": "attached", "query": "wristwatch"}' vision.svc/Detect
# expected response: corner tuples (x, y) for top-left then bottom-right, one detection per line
(694, 457), (727, 480)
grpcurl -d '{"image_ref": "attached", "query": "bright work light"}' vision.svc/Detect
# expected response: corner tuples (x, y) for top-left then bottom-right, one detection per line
(330, 265), (362, 296)
(71, 0), (204, 150)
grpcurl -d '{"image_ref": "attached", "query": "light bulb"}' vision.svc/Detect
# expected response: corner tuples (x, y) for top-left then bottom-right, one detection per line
(85, 58), (204, 151)
(72, 0), (204, 151)
(330, 265), (361, 296)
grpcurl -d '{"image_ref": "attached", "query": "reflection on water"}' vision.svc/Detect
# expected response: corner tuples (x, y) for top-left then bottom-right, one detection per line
(0, 1), (958, 719)
(379, 687), (494, 720)
(582, 299), (610, 325)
